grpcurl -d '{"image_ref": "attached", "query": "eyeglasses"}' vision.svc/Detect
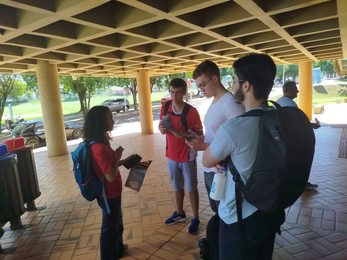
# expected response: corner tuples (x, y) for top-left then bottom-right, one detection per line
(198, 77), (212, 88)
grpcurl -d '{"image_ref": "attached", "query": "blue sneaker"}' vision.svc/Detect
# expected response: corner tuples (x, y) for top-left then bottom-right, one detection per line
(188, 217), (200, 234)
(165, 211), (187, 225)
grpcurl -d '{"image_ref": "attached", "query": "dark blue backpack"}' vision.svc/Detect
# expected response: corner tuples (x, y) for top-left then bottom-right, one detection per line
(71, 142), (110, 213)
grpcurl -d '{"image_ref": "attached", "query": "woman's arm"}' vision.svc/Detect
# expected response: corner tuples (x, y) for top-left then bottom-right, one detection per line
(104, 146), (123, 183)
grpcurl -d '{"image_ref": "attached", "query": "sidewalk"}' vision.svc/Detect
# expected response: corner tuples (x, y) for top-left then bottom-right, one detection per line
(314, 102), (347, 126)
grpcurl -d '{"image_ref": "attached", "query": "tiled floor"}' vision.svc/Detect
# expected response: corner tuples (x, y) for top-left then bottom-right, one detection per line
(1, 102), (347, 259)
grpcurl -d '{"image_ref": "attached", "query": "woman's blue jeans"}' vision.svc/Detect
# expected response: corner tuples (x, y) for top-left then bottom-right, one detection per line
(97, 196), (124, 260)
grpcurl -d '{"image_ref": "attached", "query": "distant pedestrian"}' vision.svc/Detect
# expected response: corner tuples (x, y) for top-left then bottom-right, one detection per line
(277, 81), (318, 190)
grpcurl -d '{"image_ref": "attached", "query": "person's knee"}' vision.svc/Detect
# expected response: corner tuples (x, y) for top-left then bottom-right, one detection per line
(188, 190), (199, 195)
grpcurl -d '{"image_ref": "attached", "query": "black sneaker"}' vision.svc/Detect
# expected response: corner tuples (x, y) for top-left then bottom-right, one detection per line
(305, 182), (318, 190)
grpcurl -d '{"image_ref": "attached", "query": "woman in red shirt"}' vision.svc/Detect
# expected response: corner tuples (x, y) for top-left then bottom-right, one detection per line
(83, 106), (127, 259)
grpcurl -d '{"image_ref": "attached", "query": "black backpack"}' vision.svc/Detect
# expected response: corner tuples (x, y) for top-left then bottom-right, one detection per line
(228, 101), (315, 216)
(163, 100), (191, 130)
(198, 213), (220, 260)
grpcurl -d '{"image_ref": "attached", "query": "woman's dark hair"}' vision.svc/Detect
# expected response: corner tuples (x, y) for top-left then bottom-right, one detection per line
(193, 60), (220, 79)
(233, 53), (276, 100)
(83, 106), (111, 143)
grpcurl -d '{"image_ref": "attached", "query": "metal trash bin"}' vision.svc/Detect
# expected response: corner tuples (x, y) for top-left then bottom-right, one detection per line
(0, 153), (25, 223)
(0, 153), (24, 254)
(2, 138), (45, 211)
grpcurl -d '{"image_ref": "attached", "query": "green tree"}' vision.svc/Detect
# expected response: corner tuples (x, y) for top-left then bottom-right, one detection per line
(60, 76), (106, 116)
(8, 81), (26, 100)
(285, 64), (298, 81)
(21, 74), (38, 92)
(313, 60), (334, 77)
(0, 74), (21, 128)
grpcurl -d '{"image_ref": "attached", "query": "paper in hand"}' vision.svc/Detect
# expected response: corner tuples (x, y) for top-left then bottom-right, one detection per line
(162, 116), (173, 129)
(125, 160), (152, 192)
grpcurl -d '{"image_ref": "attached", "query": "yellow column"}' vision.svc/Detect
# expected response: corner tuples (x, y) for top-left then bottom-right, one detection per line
(298, 62), (313, 120)
(136, 70), (153, 134)
(36, 60), (68, 156)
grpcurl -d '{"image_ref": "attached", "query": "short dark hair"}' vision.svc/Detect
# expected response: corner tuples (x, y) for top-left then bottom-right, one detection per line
(169, 78), (187, 93)
(192, 60), (220, 79)
(233, 53), (276, 100)
(83, 105), (111, 143)
(282, 81), (297, 93)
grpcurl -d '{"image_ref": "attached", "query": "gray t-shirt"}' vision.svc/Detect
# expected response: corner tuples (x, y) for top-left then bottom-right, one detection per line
(209, 112), (260, 224)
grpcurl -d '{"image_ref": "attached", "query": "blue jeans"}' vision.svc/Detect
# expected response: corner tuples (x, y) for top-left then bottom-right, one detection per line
(97, 196), (124, 260)
(219, 210), (285, 260)
(204, 171), (219, 213)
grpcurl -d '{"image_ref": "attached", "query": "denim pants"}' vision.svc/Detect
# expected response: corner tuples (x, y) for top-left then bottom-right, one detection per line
(97, 196), (124, 260)
(204, 171), (219, 213)
(219, 210), (285, 260)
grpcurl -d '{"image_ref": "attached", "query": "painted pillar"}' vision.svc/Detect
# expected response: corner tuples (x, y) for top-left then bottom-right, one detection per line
(136, 70), (153, 134)
(298, 61), (313, 120)
(36, 60), (68, 156)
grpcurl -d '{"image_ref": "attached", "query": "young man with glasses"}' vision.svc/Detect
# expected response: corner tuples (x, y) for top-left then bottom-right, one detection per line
(188, 60), (244, 213)
(202, 53), (285, 259)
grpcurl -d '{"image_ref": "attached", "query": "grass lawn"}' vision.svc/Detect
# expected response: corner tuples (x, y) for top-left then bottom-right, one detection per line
(1, 82), (347, 124)
(1, 92), (168, 123)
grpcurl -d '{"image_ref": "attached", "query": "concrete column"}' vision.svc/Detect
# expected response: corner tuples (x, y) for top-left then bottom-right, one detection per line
(36, 60), (68, 156)
(298, 61), (313, 120)
(136, 70), (153, 134)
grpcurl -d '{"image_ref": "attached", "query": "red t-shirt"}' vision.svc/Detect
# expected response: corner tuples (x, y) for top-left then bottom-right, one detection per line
(91, 142), (122, 199)
(160, 101), (203, 162)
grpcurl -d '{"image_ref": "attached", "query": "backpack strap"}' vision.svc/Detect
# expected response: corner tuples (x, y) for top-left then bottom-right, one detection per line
(163, 100), (192, 130)
(89, 142), (110, 214)
(239, 100), (280, 118)
(226, 155), (250, 254)
(163, 100), (172, 116)
(181, 103), (192, 129)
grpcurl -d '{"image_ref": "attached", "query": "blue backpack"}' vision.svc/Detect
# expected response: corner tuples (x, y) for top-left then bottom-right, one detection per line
(71, 142), (110, 213)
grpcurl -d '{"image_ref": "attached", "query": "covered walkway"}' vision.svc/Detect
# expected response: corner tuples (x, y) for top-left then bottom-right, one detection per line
(1, 100), (347, 259)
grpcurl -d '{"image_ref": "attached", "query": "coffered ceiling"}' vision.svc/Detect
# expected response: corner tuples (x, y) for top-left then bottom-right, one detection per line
(0, 0), (346, 78)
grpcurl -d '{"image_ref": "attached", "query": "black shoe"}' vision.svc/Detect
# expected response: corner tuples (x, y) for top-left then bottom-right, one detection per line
(305, 182), (318, 190)
(198, 238), (210, 259)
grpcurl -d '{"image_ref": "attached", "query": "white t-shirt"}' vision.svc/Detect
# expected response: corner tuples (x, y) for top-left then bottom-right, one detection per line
(203, 92), (244, 172)
(276, 96), (298, 108)
(209, 114), (260, 224)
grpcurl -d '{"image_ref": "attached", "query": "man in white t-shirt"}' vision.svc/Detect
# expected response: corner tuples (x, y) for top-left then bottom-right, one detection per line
(277, 81), (318, 190)
(187, 60), (245, 213)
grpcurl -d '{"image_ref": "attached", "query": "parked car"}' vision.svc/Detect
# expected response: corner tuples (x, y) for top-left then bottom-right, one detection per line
(161, 93), (171, 103)
(101, 98), (130, 112)
(11, 120), (83, 149)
